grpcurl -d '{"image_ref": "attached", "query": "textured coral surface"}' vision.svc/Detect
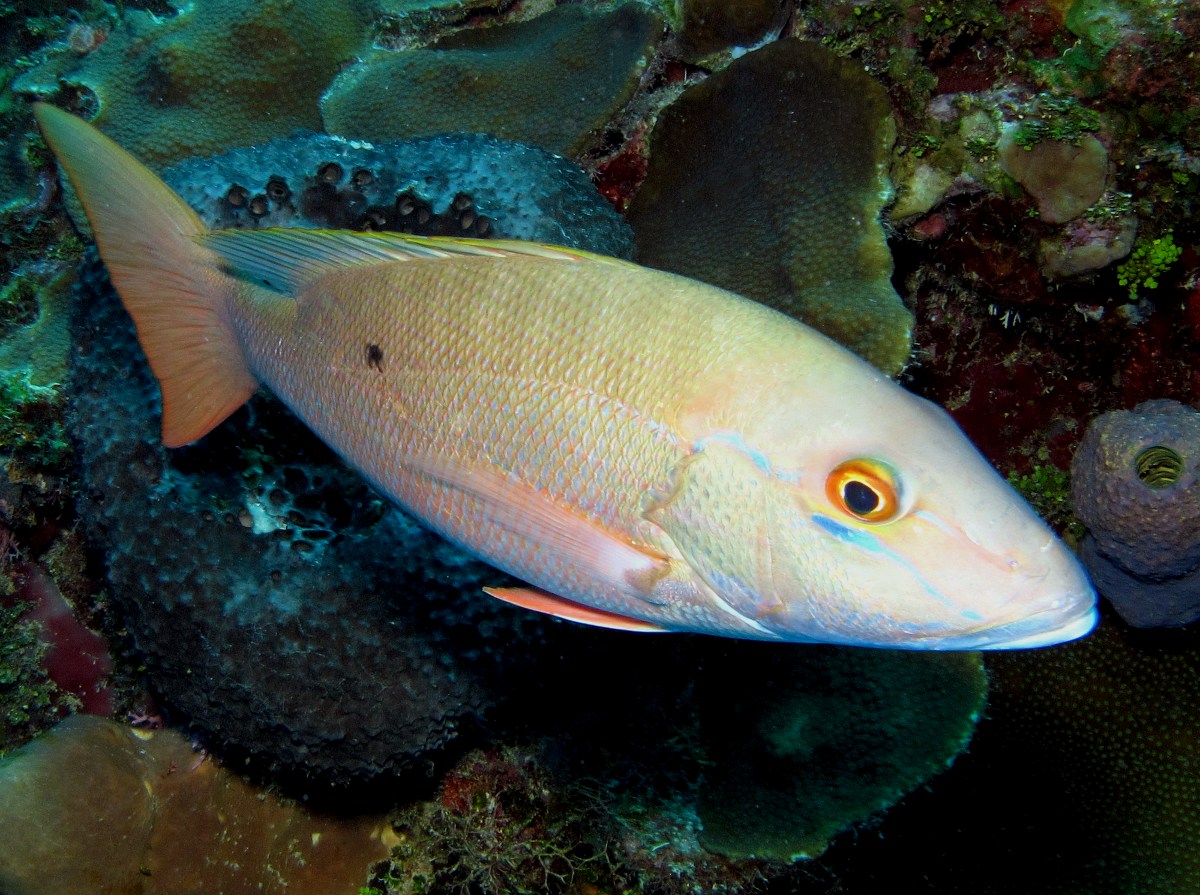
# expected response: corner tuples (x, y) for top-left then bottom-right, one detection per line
(0, 715), (391, 895)
(321, 3), (661, 156)
(628, 39), (913, 375)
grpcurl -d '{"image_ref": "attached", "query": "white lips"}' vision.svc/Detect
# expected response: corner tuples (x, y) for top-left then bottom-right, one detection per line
(980, 602), (1099, 649)
(929, 598), (1099, 651)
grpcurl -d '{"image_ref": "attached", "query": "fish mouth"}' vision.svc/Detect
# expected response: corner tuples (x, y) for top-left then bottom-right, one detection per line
(894, 592), (1099, 651)
(932, 596), (1099, 651)
(975, 601), (1098, 649)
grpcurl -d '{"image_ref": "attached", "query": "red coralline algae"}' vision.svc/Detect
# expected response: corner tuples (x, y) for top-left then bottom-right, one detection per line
(12, 563), (112, 717)
(592, 134), (649, 214)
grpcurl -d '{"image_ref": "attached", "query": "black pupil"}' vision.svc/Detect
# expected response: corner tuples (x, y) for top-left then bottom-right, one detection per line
(843, 480), (880, 516)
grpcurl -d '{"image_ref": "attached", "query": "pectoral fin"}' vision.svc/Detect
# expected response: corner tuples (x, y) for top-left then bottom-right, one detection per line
(484, 587), (670, 632)
(403, 451), (672, 601)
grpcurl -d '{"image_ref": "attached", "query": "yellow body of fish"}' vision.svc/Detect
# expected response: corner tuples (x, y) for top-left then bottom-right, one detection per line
(36, 103), (1096, 649)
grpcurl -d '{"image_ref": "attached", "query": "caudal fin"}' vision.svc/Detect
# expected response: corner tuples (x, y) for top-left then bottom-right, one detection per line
(33, 103), (257, 447)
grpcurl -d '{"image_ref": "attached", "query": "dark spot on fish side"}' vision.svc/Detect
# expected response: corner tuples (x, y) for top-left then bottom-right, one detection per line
(366, 343), (384, 372)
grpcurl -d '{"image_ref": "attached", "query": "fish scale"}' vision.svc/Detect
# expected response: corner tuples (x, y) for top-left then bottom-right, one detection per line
(235, 258), (739, 625)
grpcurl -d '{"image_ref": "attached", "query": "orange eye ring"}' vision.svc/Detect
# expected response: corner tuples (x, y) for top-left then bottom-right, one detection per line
(825, 458), (903, 523)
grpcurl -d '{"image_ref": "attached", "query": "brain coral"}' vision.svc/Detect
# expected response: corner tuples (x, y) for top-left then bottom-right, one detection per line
(320, 2), (662, 156)
(1071, 399), (1200, 627)
(161, 131), (634, 256)
(70, 256), (551, 782)
(14, 0), (373, 169)
(627, 39), (912, 375)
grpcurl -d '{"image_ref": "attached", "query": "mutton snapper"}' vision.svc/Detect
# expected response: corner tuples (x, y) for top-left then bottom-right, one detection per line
(35, 103), (1096, 649)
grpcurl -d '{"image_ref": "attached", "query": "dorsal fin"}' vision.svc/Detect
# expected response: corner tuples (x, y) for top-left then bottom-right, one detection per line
(200, 229), (628, 295)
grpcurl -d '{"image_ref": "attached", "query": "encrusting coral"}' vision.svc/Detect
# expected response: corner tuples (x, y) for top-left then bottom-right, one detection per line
(627, 38), (912, 375)
(14, 0), (374, 169)
(694, 643), (985, 861)
(161, 131), (634, 255)
(321, 3), (661, 157)
(0, 715), (391, 895)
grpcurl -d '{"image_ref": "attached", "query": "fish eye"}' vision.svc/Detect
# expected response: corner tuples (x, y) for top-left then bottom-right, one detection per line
(825, 458), (903, 523)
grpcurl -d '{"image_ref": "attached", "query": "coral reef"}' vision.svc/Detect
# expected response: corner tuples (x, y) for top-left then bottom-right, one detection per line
(627, 39), (912, 375)
(3, 0), (1199, 891)
(362, 635), (986, 893)
(4, 561), (111, 718)
(0, 714), (391, 895)
(1071, 399), (1200, 627)
(0, 583), (61, 755)
(0, 268), (73, 390)
(799, 618), (1200, 895)
(13, 0), (373, 169)
(321, 3), (661, 156)
(161, 131), (634, 255)
(977, 619), (1200, 893)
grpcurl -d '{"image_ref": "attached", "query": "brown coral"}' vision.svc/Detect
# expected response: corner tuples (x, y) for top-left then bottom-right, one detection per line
(321, 3), (662, 156)
(0, 715), (391, 895)
(14, 0), (373, 169)
(627, 39), (912, 375)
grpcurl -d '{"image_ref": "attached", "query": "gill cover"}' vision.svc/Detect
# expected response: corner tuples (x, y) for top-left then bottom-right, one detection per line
(644, 434), (790, 629)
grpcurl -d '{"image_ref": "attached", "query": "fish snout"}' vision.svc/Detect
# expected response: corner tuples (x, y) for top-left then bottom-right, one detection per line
(962, 538), (1098, 649)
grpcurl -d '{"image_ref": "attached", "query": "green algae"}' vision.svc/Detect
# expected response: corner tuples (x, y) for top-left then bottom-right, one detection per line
(321, 3), (661, 156)
(1117, 229), (1183, 299)
(628, 39), (912, 375)
(0, 599), (63, 756)
(1007, 464), (1085, 544)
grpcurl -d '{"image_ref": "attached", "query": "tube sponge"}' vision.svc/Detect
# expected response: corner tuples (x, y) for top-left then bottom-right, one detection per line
(1071, 399), (1200, 627)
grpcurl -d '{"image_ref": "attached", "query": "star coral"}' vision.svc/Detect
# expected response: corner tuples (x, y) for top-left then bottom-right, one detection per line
(321, 3), (662, 156)
(627, 39), (912, 375)
(14, 0), (374, 169)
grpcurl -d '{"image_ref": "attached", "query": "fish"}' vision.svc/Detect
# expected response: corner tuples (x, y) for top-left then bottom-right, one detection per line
(35, 103), (1097, 650)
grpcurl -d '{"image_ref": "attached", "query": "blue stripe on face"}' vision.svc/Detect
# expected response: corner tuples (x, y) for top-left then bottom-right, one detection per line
(811, 512), (958, 613)
(692, 431), (803, 485)
(812, 512), (885, 552)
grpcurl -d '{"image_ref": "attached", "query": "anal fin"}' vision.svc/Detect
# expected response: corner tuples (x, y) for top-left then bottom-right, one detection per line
(484, 587), (669, 632)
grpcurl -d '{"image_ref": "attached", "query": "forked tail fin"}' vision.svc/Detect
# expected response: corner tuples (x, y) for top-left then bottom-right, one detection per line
(33, 103), (257, 447)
